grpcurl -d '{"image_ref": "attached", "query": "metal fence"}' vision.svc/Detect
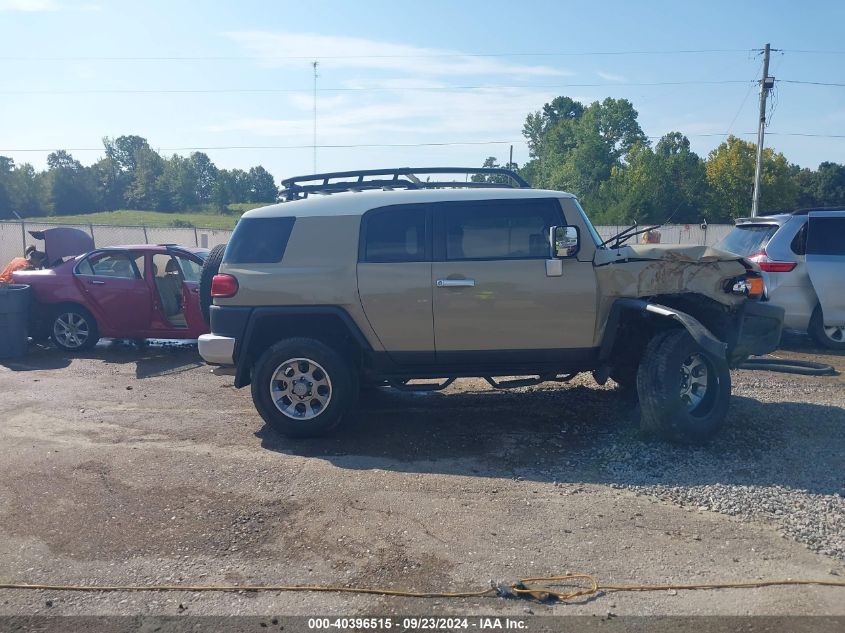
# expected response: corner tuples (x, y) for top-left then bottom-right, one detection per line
(0, 221), (233, 263)
(0, 219), (735, 264)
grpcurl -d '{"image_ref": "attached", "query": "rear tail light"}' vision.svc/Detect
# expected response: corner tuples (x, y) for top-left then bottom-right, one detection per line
(748, 251), (797, 273)
(211, 274), (239, 298)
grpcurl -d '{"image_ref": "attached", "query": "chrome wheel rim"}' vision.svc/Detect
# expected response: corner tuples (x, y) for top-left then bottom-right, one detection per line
(823, 325), (845, 343)
(680, 353), (709, 413)
(53, 312), (89, 349)
(269, 357), (332, 420)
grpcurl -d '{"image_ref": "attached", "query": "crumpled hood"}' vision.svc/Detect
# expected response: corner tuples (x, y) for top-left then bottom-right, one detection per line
(595, 243), (749, 266)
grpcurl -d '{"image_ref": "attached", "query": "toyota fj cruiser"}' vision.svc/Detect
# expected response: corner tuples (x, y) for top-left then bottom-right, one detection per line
(199, 167), (784, 443)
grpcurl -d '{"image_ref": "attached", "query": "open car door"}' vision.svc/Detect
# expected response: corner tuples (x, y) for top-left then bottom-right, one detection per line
(806, 211), (845, 327)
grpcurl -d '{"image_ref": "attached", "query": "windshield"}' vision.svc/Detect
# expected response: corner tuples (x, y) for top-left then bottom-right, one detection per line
(573, 199), (604, 248)
(717, 224), (780, 256)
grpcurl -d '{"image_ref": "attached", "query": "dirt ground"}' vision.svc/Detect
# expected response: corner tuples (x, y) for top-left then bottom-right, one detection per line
(0, 333), (843, 618)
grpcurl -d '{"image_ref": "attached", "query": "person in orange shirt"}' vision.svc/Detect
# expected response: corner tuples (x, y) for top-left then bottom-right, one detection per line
(0, 246), (45, 284)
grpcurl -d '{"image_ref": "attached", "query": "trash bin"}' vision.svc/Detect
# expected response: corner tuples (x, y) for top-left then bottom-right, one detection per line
(0, 284), (31, 359)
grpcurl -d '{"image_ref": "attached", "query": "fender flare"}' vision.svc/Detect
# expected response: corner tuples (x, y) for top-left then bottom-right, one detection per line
(599, 298), (727, 361)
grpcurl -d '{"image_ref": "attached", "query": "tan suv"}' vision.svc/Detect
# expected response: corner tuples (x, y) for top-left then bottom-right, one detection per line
(199, 167), (783, 444)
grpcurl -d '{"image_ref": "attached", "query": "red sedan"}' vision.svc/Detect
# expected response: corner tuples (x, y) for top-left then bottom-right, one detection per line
(14, 234), (209, 351)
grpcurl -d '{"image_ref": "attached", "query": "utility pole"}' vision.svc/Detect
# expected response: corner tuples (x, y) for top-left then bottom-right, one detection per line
(312, 61), (318, 174)
(751, 43), (775, 217)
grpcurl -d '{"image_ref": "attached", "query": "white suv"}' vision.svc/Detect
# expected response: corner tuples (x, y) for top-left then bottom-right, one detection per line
(718, 209), (845, 349)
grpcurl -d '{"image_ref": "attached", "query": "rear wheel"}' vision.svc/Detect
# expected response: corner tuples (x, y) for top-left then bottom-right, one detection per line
(50, 306), (99, 352)
(199, 243), (227, 325)
(637, 329), (731, 444)
(251, 338), (357, 438)
(808, 305), (845, 350)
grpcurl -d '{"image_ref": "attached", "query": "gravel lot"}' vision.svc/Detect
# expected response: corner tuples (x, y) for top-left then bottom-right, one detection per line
(0, 333), (843, 617)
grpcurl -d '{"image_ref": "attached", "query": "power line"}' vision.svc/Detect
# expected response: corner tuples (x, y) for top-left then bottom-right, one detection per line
(0, 80), (756, 95)
(780, 79), (845, 87)
(3, 132), (844, 154)
(0, 49), (754, 62)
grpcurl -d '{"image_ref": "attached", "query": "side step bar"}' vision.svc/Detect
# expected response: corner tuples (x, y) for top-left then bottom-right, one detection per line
(387, 374), (578, 392)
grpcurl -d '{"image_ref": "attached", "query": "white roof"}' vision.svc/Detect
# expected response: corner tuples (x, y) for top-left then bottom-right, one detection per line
(244, 187), (575, 219)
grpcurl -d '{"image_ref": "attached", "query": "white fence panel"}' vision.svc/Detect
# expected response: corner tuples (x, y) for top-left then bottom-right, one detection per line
(1, 220), (738, 265)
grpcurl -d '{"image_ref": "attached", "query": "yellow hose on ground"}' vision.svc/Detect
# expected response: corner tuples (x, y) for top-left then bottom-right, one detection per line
(2, 574), (844, 603)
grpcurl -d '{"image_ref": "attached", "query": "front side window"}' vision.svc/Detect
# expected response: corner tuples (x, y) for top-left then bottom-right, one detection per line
(362, 206), (427, 263)
(440, 200), (560, 261)
(76, 252), (139, 279)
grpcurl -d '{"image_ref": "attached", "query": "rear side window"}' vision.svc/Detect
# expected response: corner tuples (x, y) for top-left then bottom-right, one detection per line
(223, 217), (295, 264)
(438, 199), (561, 261)
(807, 217), (845, 256)
(361, 206), (427, 263)
(718, 224), (779, 256)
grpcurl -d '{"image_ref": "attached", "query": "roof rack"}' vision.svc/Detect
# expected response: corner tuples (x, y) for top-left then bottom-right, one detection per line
(789, 206), (845, 216)
(279, 167), (530, 201)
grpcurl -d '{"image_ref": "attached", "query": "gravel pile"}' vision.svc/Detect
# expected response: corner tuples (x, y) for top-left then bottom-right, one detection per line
(567, 368), (845, 561)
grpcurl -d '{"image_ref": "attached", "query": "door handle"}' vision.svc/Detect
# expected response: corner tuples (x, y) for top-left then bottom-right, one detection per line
(88, 280), (106, 285)
(436, 278), (475, 288)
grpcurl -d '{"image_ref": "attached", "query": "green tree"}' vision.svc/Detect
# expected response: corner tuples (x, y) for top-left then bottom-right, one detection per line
(124, 146), (164, 209)
(592, 133), (707, 224)
(247, 165), (278, 202)
(189, 152), (218, 204)
(704, 135), (798, 221)
(521, 96), (647, 202)
(796, 162), (845, 208)
(44, 150), (100, 215)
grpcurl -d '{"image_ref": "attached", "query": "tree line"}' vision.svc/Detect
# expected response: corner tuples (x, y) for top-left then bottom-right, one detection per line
(481, 95), (845, 224)
(0, 135), (279, 219)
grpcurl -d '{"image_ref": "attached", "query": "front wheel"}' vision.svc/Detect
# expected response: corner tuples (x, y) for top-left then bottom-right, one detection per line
(50, 307), (99, 352)
(251, 338), (357, 438)
(808, 305), (845, 350)
(637, 329), (731, 444)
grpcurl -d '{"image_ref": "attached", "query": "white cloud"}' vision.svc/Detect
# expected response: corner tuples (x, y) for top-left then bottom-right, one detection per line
(0, 0), (60, 10)
(597, 70), (627, 83)
(209, 87), (562, 144)
(0, 0), (99, 10)
(225, 31), (572, 78)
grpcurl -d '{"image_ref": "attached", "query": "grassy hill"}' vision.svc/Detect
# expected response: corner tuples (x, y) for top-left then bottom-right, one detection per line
(9, 203), (268, 230)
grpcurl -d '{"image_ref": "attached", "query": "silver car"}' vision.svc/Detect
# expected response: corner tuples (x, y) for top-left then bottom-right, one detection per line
(717, 209), (845, 349)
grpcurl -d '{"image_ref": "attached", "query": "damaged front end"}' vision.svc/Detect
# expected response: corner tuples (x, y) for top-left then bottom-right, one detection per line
(595, 243), (784, 367)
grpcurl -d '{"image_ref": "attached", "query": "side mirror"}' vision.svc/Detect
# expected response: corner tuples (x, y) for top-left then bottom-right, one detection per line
(550, 225), (579, 258)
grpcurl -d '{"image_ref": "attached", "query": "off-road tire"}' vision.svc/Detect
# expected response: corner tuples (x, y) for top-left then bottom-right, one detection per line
(637, 329), (731, 444)
(808, 304), (845, 350)
(251, 337), (357, 438)
(50, 305), (99, 352)
(199, 243), (226, 325)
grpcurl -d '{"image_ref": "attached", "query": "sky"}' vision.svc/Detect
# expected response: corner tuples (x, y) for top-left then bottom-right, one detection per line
(1, 0), (844, 185)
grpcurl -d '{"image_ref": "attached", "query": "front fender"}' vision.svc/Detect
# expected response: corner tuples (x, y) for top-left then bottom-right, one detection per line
(600, 298), (727, 360)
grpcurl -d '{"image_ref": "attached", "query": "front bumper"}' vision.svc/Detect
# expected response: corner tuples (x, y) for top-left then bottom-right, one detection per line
(198, 333), (236, 366)
(728, 301), (785, 365)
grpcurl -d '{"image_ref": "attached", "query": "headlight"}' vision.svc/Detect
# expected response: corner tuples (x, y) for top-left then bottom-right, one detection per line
(726, 274), (765, 299)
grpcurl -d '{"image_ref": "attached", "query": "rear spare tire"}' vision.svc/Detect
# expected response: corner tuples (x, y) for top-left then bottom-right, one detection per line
(637, 329), (731, 444)
(199, 243), (226, 325)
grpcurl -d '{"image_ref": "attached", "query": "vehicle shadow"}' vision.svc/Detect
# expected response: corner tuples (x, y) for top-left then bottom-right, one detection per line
(0, 339), (204, 379)
(257, 384), (845, 497)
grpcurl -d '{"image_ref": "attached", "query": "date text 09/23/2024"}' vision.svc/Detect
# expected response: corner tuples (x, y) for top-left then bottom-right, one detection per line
(307, 617), (528, 630)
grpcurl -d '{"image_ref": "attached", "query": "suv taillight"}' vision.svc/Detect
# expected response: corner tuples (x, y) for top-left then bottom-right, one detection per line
(748, 251), (797, 273)
(211, 274), (239, 298)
